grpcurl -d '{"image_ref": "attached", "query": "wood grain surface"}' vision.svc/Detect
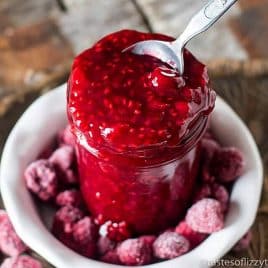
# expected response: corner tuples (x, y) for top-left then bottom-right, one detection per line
(0, 1), (267, 267)
(230, 0), (268, 58)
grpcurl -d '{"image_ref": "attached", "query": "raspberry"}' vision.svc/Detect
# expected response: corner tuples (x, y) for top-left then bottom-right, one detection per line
(175, 221), (207, 248)
(99, 221), (131, 242)
(153, 231), (190, 259)
(211, 183), (229, 213)
(200, 137), (220, 183)
(38, 141), (56, 159)
(73, 217), (98, 241)
(62, 170), (77, 185)
(194, 183), (229, 213)
(186, 198), (224, 234)
(201, 135), (219, 152)
(139, 235), (156, 247)
(0, 211), (27, 256)
(53, 212), (97, 258)
(49, 145), (78, 185)
(193, 184), (212, 203)
(203, 130), (214, 140)
(52, 205), (84, 234)
(201, 168), (215, 184)
(211, 147), (244, 182)
(49, 146), (75, 171)
(232, 230), (252, 252)
(97, 236), (116, 256)
(100, 250), (121, 265)
(56, 189), (83, 208)
(1, 255), (42, 268)
(0, 210), (7, 222)
(71, 217), (98, 257)
(117, 238), (153, 265)
(58, 125), (76, 147)
(24, 159), (58, 201)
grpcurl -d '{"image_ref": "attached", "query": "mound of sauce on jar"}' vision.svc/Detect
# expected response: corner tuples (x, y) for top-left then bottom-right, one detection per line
(67, 30), (216, 236)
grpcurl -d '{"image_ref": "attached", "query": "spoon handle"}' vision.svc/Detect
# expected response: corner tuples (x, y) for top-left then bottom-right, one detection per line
(174, 0), (238, 48)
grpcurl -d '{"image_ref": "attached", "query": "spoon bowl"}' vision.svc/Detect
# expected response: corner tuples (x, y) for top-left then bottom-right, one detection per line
(124, 0), (238, 74)
(123, 40), (183, 71)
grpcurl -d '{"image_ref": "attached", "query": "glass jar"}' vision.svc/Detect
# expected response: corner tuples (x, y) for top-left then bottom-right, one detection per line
(74, 116), (207, 235)
(67, 30), (216, 236)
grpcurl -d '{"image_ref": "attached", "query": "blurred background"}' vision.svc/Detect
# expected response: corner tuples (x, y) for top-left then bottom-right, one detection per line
(0, 0), (268, 267)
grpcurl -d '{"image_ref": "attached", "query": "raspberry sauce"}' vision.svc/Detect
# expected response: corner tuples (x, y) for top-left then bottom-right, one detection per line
(67, 30), (215, 235)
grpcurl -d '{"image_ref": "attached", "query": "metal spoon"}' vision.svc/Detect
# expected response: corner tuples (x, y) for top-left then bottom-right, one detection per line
(124, 0), (238, 74)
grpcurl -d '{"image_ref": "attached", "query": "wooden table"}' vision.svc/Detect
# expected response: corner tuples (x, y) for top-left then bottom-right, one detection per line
(0, 1), (268, 267)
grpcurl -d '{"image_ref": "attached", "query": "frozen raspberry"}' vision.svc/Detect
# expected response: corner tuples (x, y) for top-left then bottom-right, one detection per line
(49, 146), (75, 171)
(0, 211), (27, 256)
(1, 255), (42, 268)
(203, 130), (214, 140)
(52, 205), (84, 234)
(201, 167), (215, 184)
(38, 141), (56, 159)
(0, 209), (7, 222)
(63, 169), (77, 185)
(97, 236), (116, 256)
(99, 221), (131, 242)
(100, 250), (121, 265)
(211, 147), (244, 183)
(201, 136), (220, 159)
(186, 198), (224, 234)
(175, 221), (207, 248)
(49, 145), (78, 185)
(73, 217), (98, 242)
(139, 235), (156, 247)
(193, 184), (212, 203)
(200, 137), (220, 183)
(153, 231), (190, 259)
(193, 181), (229, 213)
(58, 125), (76, 147)
(71, 217), (98, 257)
(53, 213), (97, 258)
(117, 238), (153, 265)
(56, 189), (83, 208)
(232, 230), (252, 252)
(211, 183), (229, 212)
(24, 159), (58, 201)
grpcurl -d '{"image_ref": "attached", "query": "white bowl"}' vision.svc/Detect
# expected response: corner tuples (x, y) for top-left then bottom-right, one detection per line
(0, 84), (263, 268)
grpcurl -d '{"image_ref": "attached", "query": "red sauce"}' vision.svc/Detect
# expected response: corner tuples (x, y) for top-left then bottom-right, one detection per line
(67, 30), (215, 236)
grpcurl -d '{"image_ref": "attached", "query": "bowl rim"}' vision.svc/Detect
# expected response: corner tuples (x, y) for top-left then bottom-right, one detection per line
(0, 84), (263, 268)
